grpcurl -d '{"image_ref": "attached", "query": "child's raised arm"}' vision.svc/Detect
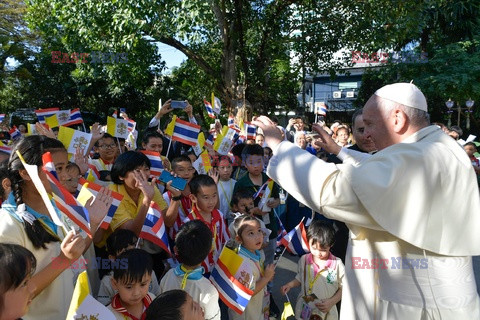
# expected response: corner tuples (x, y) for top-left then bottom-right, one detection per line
(254, 263), (275, 295)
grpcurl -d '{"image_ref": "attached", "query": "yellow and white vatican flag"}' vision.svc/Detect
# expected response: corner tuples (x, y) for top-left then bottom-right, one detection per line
(106, 116), (130, 139)
(67, 271), (115, 320)
(57, 126), (92, 156)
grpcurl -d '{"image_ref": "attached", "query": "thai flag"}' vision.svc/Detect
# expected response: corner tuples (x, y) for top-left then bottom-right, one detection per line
(0, 142), (11, 154)
(139, 150), (163, 178)
(274, 210), (288, 247)
(228, 115), (235, 128)
(77, 177), (123, 230)
(244, 122), (256, 140)
(210, 248), (254, 315)
(85, 165), (100, 182)
(205, 134), (214, 147)
(280, 220), (310, 256)
(253, 179), (272, 200)
(127, 119), (136, 132)
(236, 135), (245, 145)
(35, 108), (59, 124)
(0, 114), (5, 122)
(42, 152), (92, 237)
(139, 202), (171, 255)
(9, 127), (22, 141)
(172, 118), (201, 146)
(204, 100), (216, 119)
(62, 108), (83, 126)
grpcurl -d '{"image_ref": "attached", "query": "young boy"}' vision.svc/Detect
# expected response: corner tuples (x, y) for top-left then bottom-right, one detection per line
(160, 220), (220, 320)
(183, 174), (229, 274)
(89, 133), (117, 186)
(163, 155), (196, 240)
(216, 156), (236, 226)
(108, 248), (156, 320)
(98, 229), (161, 305)
(464, 142), (480, 173)
(142, 130), (172, 171)
(146, 290), (205, 320)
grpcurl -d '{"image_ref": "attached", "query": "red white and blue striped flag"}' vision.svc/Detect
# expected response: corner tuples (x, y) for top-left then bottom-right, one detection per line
(172, 119), (201, 146)
(139, 150), (164, 178)
(204, 99), (216, 119)
(0, 142), (11, 154)
(0, 114), (5, 122)
(9, 126), (22, 141)
(210, 246), (254, 315)
(244, 122), (256, 140)
(228, 115), (235, 128)
(280, 219), (310, 256)
(139, 202), (171, 255)
(77, 177), (123, 230)
(205, 134), (214, 147)
(274, 209), (288, 247)
(62, 108), (83, 127)
(42, 152), (91, 237)
(127, 119), (136, 132)
(35, 108), (59, 124)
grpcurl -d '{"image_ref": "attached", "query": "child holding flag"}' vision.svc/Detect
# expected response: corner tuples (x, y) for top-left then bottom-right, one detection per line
(160, 220), (220, 320)
(183, 174), (229, 275)
(227, 214), (275, 320)
(0, 135), (108, 320)
(280, 221), (344, 320)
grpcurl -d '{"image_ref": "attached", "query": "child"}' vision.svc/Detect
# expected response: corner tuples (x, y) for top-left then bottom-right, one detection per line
(141, 131), (172, 171)
(464, 142), (480, 174)
(108, 249), (156, 320)
(233, 144), (280, 284)
(62, 162), (82, 195)
(0, 135), (90, 320)
(160, 220), (220, 320)
(146, 290), (205, 320)
(97, 229), (161, 305)
(216, 155), (236, 226)
(227, 214), (275, 320)
(163, 155), (196, 240)
(90, 132), (118, 186)
(0, 243), (37, 320)
(280, 221), (344, 320)
(183, 174), (229, 274)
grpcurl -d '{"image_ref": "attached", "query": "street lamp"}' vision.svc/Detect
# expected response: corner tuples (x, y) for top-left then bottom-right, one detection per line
(466, 99), (475, 130)
(445, 99), (454, 127)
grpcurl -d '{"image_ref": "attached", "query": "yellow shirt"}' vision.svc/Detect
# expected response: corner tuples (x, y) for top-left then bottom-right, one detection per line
(97, 183), (168, 247)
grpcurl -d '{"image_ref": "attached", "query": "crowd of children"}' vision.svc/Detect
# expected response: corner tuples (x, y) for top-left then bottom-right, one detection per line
(12, 105), (480, 319)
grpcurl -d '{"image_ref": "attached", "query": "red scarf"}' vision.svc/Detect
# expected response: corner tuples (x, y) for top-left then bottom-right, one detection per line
(111, 293), (153, 320)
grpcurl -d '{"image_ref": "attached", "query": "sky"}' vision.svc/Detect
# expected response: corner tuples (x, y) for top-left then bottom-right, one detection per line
(157, 43), (187, 73)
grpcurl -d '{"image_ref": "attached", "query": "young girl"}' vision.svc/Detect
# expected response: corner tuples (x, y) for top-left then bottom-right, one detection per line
(228, 214), (275, 320)
(0, 243), (37, 320)
(281, 221), (344, 320)
(0, 135), (88, 320)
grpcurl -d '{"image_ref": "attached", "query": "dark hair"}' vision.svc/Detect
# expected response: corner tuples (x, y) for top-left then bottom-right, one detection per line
(94, 133), (115, 147)
(351, 108), (363, 129)
(113, 249), (153, 284)
(171, 155), (192, 171)
(106, 229), (138, 257)
(110, 151), (151, 185)
(145, 290), (187, 320)
(0, 243), (36, 315)
(464, 142), (477, 149)
(230, 143), (245, 159)
(188, 174), (216, 196)
(264, 146), (272, 155)
(66, 162), (81, 174)
(0, 161), (11, 201)
(175, 220), (213, 267)
(231, 214), (259, 240)
(306, 220), (335, 248)
(142, 131), (164, 146)
(8, 135), (66, 249)
(241, 144), (264, 159)
(231, 188), (254, 207)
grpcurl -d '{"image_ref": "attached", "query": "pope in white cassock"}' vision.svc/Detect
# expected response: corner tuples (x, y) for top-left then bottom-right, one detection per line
(254, 83), (480, 319)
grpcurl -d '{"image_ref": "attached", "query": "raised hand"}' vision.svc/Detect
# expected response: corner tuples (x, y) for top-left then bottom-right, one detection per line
(208, 167), (219, 184)
(134, 169), (155, 204)
(35, 122), (56, 139)
(60, 230), (86, 262)
(90, 122), (104, 142)
(311, 123), (341, 155)
(73, 147), (89, 175)
(84, 187), (113, 233)
(158, 99), (173, 117)
(252, 116), (283, 150)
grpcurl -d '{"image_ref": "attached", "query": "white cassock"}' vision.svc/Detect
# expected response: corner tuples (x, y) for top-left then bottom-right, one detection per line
(267, 125), (480, 319)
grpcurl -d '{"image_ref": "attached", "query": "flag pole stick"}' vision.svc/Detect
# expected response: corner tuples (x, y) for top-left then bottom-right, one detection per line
(166, 138), (173, 158)
(135, 237), (141, 249)
(274, 246), (288, 268)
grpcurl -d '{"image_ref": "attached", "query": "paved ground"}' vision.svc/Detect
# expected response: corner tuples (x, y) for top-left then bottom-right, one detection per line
(270, 250), (300, 319)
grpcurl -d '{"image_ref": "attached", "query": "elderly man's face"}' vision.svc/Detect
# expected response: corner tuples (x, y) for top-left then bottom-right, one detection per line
(352, 115), (376, 152)
(295, 133), (307, 149)
(363, 96), (396, 150)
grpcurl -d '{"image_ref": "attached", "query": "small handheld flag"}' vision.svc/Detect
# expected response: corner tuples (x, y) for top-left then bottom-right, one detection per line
(139, 202), (171, 255)
(204, 99), (216, 119)
(35, 108), (59, 124)
(139, 150), (164, 178)
(280, 219), (310, 256)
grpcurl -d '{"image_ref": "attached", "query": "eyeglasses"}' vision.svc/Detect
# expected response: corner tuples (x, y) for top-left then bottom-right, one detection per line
(98, 143), (116, 150)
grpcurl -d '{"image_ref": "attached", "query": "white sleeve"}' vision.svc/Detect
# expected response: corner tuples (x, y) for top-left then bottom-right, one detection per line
(267, 142), (381, 229)
(189, 116), (198, 125)
(337, 147), (372, 165)
(149, 117), (160, 128)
